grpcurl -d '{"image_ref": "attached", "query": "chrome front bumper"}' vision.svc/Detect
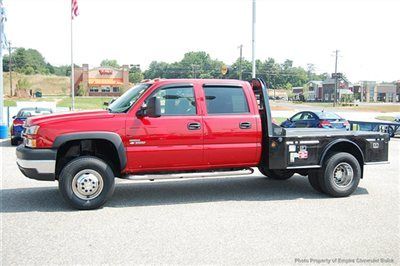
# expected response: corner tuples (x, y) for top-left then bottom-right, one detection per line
(16, 159), (56, 174)
(16, 145), (57, 181)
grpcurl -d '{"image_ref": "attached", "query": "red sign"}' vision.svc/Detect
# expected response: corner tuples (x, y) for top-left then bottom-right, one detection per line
(298, 150), (308, 159)
(99, 69), (113, 75)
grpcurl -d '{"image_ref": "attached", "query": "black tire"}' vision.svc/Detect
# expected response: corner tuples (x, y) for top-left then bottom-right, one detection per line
(258, 166), (294, 180)
(58, 156), (115, 210)
(319, 152), (361, 197)
(308, 170), (323, 193)
(11, 137), (19, 146)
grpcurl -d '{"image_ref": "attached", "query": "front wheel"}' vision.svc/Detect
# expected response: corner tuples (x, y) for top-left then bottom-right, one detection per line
(320, 152), (361, 197)
(258, 166), (294, 180)
(58, 156), (115, 210)
(11, 137), (19, 146)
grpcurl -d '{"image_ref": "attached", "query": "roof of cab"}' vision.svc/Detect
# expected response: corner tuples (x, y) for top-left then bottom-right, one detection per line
(142, 78), (249, 87)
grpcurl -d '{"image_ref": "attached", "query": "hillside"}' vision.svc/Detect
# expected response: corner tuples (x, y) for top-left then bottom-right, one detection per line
(2, 73), (69, 96)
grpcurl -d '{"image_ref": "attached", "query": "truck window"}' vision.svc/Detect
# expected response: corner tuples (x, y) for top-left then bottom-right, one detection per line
(204, 87), (249, 114)
(149, 86), (196, 116)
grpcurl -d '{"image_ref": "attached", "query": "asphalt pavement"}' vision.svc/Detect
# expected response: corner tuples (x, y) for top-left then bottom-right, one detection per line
(1, 139), (399, 265)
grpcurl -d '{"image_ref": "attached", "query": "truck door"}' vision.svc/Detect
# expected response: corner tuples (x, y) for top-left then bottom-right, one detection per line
(125, 84), (203, 171)
(202, 85), (260, 167)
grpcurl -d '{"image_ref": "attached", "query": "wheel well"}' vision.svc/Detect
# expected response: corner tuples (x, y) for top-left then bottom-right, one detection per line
(55, 139), (121, 179)
(321, 141), (364, 177)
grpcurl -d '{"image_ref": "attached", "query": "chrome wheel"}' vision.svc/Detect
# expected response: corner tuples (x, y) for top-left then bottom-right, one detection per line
(333, 162), (354, 188)
(72, 169), (104, 200)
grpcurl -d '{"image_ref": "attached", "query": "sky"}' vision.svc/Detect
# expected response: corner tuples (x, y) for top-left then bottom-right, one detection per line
(3, 0), (400, 82)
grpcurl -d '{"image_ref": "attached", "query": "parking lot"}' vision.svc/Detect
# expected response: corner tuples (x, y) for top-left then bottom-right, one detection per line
(1, 139), (399, 265)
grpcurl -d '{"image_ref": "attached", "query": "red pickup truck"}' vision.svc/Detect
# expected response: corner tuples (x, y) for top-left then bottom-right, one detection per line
(16, 78), (389, 209)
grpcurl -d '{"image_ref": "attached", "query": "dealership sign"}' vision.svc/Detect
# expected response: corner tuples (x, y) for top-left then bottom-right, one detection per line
(99, 69), (113, 75)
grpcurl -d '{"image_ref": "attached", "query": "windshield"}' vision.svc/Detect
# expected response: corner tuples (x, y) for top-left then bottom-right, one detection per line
(316, 112), (342, 120)
(17, 108), (52, 118)
(108, 83), (151, 113)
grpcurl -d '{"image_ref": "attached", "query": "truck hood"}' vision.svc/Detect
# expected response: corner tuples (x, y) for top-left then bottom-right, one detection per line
(26, 110), (114, 126)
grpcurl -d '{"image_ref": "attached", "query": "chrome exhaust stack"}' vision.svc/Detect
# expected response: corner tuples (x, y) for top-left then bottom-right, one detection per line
(123, 168), (254, 181)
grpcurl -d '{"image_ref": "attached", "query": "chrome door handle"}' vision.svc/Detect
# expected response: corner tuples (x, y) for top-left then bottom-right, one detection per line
(239, 122), (251, 129)
(188, 122), (201, 130)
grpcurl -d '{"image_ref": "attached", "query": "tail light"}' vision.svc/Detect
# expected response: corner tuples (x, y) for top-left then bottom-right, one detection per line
(13, 119), (24, 126)
(343, 120), (350, 130)
(319, 120), (332, 128)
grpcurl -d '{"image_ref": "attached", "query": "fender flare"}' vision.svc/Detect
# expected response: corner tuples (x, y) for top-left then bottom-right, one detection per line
(319, 138), (365, 166)
(53, 131), (127, 169)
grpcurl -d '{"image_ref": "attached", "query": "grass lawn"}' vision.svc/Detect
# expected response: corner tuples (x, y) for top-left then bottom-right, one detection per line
(293, 102), (335, 107)
(287, 102), (400, 113)
(272, 117), (287, 124)
(4, 96), (112, 110)
(350, 105), (400, 113)
(58, 97), (113, 110)
(375, 116), (396, 122)
(4, 97), (60, 107)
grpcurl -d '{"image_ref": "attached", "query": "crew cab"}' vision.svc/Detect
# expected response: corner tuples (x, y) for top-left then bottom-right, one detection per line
(16, 79), (389, 209)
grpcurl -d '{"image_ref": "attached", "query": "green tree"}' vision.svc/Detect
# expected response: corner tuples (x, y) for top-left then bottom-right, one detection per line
(2, 55), (10, 72)
(24, 66), (35, 75)
(3, 47), (51, 75)
(17, 78), (31, 90)
(100, 59), (120, 68)
(53, 65), (70, 76)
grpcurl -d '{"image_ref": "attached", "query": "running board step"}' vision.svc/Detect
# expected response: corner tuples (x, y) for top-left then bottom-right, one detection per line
(123, 168), (254, 181)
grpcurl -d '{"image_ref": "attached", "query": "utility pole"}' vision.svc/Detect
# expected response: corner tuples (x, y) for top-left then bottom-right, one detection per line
(191, 64), (198, 79)
(251, 0), (256, 78)
(238, 44), (243, 80)
(333, 49), (338, 107)
(8, 41), (12, 96)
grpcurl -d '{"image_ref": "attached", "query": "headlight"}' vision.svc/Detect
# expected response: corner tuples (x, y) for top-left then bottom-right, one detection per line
(24, 125), (40, 135)
(25, 138), (37, 148)
(24, 125), (39, 148)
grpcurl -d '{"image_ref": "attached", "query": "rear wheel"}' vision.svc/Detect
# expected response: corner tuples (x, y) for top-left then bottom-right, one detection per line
(58, 156), (115, 210)
(319, 152), (361, 197)
(258, 166), (294, 180)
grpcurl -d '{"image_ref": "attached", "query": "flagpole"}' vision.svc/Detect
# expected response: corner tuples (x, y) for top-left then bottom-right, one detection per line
(70, 0), (75, 111)
(251, 0), (256, 78)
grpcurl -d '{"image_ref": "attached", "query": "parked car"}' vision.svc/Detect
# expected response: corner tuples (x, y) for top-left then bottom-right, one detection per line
(281, 111), (350, 130)
(10, 107), (53, 146)
(16, 79), (388, 209)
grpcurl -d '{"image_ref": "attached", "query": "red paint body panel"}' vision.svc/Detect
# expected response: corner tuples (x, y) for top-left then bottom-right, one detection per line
(125, 115), (204, 171)
(26, 79), (264, 174)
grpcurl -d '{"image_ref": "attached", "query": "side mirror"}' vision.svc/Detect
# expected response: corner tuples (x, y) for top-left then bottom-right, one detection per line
(147, 97), (161, 117)
(136, 97), (161, 118)
(104, 98), (116, 106)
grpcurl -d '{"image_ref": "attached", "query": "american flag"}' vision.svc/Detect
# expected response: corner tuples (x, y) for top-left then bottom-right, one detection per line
(71, 0), (79, 19)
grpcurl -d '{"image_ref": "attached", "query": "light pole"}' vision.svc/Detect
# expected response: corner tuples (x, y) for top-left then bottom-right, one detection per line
(0, 0), (5, 130)
(8, 41), (14, 96)
(251, 0), (256, 78)
(333, 49), (339, 107)
(238, 44), (243, 80)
